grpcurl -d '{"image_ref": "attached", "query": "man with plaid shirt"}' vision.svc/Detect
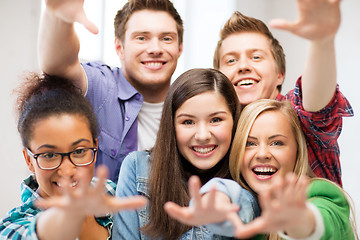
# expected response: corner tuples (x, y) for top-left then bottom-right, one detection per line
(214, 0), (352, 186)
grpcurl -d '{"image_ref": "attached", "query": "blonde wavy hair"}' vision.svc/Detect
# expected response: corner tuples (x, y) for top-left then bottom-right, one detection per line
(229, 99), (313, 192)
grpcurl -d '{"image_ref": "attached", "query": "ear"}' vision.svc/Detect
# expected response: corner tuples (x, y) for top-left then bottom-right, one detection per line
(93, 138), (99, 163)
(178, 42), (183, 58)
(276, 72), (285, 86)
(114, 38), (125, 61)
(23, 148), (35, 173)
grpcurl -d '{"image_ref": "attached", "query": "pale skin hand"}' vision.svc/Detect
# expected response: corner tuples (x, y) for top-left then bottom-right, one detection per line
(39, 0), (98, 90)
(269, 0), (341, 112)
(269, 0), (340, 41)
(36, 165), (147, 216)
(35, 166), (147, 240)
(233, 174), (315, 239)
(164, 175), (241, 227)
(44, 0), (98, 34)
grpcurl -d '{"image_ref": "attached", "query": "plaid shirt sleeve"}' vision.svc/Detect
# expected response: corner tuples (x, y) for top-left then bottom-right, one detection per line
(0, 178), (117, 240)
(94, 178), (117, 240)
(280, 77), (354, 186)
(0, 180), (41, 240)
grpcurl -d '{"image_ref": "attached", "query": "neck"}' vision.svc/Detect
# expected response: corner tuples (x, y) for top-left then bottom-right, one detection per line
(181, 156), (230, 185)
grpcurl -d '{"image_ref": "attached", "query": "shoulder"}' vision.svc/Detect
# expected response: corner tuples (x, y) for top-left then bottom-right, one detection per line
(308, 179), (344, 200)
(307, 179), (350, 218)
(119, 151), (151, 183)
(122, 151), (151, 168)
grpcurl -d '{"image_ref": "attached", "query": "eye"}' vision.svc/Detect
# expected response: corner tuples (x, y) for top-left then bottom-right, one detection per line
(182, 119), (194, 125)
(271, 140), (284, 146)
(210, 117), (222, 123)
(163, 36), (173, 42)
(226, 58), (237, 64)
(252, 54), (262, 61)
(40, 152), (58, 159)
(135, 36), (146, 41)
(73, 148), (87, 155)
(246, 141), (256, 147)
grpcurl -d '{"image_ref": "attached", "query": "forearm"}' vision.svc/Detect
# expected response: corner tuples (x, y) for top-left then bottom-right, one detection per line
(283, 205), (316, 238)
(36, 208), (85, 240)
(302, 37), (337, 112)
(38, 10), (82, 81)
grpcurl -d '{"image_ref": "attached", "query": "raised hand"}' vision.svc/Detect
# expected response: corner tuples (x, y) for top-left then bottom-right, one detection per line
(35, 165), (147, 217)
(269, 0), (341, 41)
(233, 173), (313, 239)
(164, 175), (241, 227)
(44, 0), (98, 34)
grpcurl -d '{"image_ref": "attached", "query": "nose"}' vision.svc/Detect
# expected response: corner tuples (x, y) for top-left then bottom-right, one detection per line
(237, 57), (251, 73)
(194, 123), (211, 142)
(255, 144), (271, 161)
(146, 38), (163, 56)
(57, 156), (76, 177)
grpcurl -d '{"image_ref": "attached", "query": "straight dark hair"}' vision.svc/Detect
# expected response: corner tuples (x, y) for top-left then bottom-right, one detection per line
(141, 68), (241, 239)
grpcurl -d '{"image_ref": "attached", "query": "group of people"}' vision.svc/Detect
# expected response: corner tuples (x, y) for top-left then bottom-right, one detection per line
(0, 0), (357, 239)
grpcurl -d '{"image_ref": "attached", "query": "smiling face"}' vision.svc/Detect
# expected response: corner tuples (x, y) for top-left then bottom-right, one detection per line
(241, 110), (297, 193)
(175, 91), (234, 170)
(218, 32), (284, 105)
(23, 114), (96, 199)
(116, 10), (183, 103)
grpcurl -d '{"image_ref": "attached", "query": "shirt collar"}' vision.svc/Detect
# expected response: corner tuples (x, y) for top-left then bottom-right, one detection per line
(117, 69), (142, 101)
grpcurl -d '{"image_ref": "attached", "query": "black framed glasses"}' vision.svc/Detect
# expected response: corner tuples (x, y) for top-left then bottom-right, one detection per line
(26, 148), (97, 170)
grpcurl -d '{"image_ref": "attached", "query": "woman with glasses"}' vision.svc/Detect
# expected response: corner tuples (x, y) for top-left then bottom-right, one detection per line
(0, 73), (146, 240)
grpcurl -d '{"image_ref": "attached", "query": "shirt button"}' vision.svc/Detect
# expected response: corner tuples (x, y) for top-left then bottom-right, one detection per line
(111, 149), (116, 157)
(125, 116), (130, 121)
(135, 94), (141, 100)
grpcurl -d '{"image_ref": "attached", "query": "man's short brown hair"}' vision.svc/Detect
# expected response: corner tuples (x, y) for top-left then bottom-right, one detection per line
(213, 11), (286, 92)
(114, 0), (183, 45)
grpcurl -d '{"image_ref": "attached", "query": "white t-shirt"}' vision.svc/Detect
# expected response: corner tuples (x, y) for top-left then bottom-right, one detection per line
(137, 101), (163, 151)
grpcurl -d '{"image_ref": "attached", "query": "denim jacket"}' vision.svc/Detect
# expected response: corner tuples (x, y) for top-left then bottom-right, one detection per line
(199, 178), (261, 237)
(112, 151), (259, 240)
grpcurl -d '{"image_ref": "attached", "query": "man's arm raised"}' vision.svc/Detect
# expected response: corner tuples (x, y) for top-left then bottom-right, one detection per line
(38, 0), (98, 92)
(270, 0), (341, 112)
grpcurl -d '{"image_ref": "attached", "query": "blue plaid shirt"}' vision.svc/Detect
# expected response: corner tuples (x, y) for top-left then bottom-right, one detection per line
(0, 175), (116, 240)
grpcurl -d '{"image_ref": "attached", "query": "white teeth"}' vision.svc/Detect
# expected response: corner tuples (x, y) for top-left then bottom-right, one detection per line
(237, 79), (256, 86)
(57, 181), (78, 187)
(144, 62), (163, 67)
(192, 146), (215, 154)
(253, 167), (277, 173)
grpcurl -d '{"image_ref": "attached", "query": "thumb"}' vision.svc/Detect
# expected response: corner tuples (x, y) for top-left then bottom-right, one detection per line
(269, 18), (296, 32)
(76, 12), (99, 34)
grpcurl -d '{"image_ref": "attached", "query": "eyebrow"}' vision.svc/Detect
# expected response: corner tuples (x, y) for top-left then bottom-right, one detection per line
(36, 139), (91, 151)
(223, 48), (268, 56)
(176, 111), (229, 119)
(247, 134), (287, 140)
(131, 31), (177, 36)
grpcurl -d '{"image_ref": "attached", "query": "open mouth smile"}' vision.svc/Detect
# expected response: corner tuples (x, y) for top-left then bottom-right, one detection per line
(192, 145), (217, 154)
(252, 166), (277, 177)
(234, 79), (258, 87)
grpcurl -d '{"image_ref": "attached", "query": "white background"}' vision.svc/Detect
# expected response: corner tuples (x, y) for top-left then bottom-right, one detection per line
(0, 0), (359, 234)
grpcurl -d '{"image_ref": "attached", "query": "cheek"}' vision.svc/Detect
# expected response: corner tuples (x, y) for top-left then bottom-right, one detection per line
(175, 126), (189, 152)
(219, 67), (234, 81)
(215, 122), (233, 144)
(280, 149), (297, 173)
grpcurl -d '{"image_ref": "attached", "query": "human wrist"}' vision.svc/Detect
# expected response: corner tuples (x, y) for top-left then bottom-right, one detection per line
(278, 202), (324, 240)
